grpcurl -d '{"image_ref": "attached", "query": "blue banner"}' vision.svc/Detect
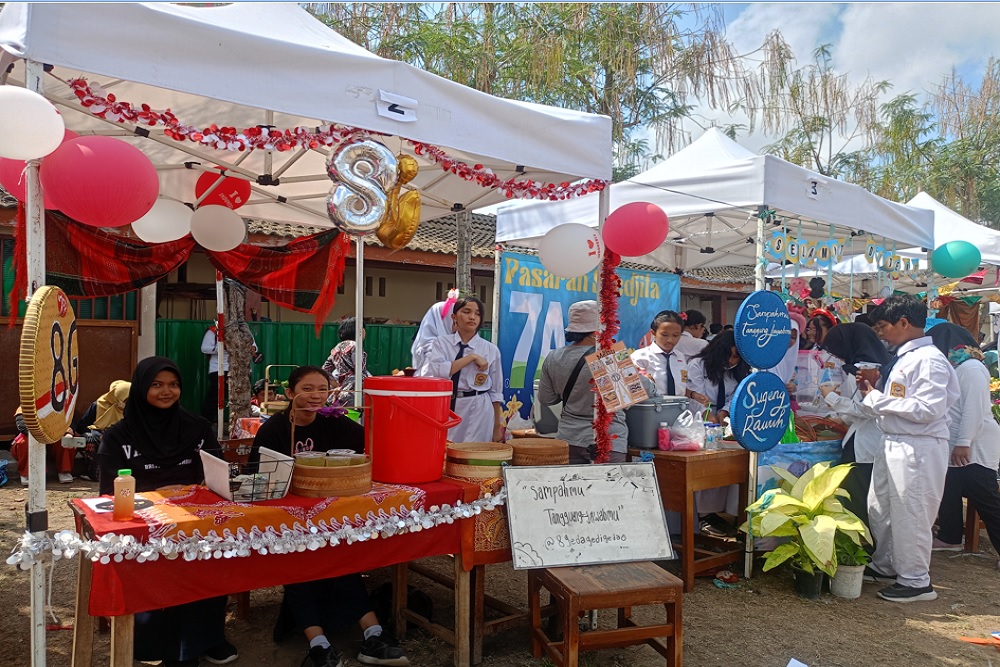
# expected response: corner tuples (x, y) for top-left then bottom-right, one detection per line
(498, 252), (680, 422)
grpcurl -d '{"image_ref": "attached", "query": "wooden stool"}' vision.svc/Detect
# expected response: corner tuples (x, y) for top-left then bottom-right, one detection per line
(965, 500), (987, 553)
(528, 561), (682, 667)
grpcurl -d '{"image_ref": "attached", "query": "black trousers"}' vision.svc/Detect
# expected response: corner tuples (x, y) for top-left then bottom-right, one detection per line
(134, 596), (227, 662)
(280, 574), (374, 634)
(202, 371), (229, 422)
(838, 434), (873, 532)
(937, 463), (1000, 550)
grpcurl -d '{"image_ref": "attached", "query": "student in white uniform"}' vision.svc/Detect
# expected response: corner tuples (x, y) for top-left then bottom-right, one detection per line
(418, 296), (504, 443)
(858, 295), (960, 603)
(410, 291), (458, 370)
(631, 310), (702, 403)
(926, 323), (1000, 561)
(686, 330), (750, 536)
(674, 309), (709, 358)
(818, 323), (889, 528)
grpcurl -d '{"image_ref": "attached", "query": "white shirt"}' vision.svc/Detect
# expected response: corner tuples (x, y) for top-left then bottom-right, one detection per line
(947, 360), (1000, 469)
(686, 357), (738, 415)
(631, 344), (689, 397)
(675, 331), (708, 359)
(862, 337), (959, 440)
(823, 374), (881, 463)
(201, 328), (228, 374)
(418, 332), (504, 405)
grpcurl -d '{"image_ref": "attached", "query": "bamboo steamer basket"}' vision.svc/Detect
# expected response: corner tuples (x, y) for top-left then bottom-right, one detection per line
(290, 459), (373, 498)
(445, 442), (513, 480)
(511, 438), (569, 466)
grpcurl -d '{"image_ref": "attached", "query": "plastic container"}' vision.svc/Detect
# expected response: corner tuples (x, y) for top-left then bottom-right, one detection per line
(704, 423), (722, 450)
(113, 469), (135, 521)
(657, 422), (672, 451)
(626, 396), (690, 449)
(363, 376), (462, 483)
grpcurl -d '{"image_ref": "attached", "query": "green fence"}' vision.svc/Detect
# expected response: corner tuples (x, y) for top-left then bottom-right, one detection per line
(155, 319), (490, 414)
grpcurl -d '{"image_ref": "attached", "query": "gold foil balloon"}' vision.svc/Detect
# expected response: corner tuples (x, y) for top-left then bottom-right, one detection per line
(377, 155), (422, 250)
(326, 139), (398, 235)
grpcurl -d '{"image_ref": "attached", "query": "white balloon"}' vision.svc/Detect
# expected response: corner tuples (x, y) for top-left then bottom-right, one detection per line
(190, 205), (246, 252)
(131, 198), (192, 243)
(0, 87), (66, 160)
(538, 223), (603, 279)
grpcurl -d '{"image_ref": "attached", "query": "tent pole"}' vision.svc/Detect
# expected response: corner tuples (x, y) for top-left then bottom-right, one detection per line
(216, 272), (226, 440)
(23, 58), (48, 667)
(490, 246), (501, 345)
(354, 239), (364, 408)
(592, 189), (610, 464)
(744, 205), (769, 580)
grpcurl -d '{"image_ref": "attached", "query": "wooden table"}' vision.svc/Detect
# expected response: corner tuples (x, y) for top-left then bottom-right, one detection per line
(69, 480), (481, 667)
(628, 447), (750, 592)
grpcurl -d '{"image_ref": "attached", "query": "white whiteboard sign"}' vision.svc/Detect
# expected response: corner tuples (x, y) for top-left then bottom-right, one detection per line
(502, 463), (674, 570)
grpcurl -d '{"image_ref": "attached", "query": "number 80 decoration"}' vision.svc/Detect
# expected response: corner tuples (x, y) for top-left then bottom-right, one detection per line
(19, 286), (79, 444)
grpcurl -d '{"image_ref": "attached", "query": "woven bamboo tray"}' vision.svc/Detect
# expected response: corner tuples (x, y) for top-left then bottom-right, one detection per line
(511, 438), (569, 466)
(290, 459), (372, 498)
(445, 442), (512, 479)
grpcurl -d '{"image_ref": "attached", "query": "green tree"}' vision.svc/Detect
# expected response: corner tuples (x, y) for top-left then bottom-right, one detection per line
(306, 2), (789, 180)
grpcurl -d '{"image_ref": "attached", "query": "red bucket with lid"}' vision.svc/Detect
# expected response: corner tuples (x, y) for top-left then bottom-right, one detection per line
(363, 376), (461, 483)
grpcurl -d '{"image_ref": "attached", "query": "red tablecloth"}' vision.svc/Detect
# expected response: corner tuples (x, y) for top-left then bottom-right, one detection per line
(72, 479), (478, 616)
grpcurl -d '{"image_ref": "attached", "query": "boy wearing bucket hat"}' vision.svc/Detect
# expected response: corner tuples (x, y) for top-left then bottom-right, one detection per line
(538, 300), (630, 463)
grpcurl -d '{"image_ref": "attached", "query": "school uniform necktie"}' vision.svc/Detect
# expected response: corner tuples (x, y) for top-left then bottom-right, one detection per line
(715, 378), (727, 412)
(450, 342), (470, 410)
(661, 352), (676, 395)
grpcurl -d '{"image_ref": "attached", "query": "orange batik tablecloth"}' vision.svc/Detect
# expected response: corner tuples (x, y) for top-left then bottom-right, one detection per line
(72, 479), (481, 616)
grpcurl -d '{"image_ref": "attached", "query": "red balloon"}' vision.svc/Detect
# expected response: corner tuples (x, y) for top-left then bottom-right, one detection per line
(41, 136), (159, 227)
(602, 202), (669, 257)
(195, 167), (251, 210)
(0, 129), (78, 206)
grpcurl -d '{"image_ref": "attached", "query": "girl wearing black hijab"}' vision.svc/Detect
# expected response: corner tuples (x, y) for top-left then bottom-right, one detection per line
(818, 323), (890, 528)
(927, 323), (1000, 556)
(98, 356), (236, 667)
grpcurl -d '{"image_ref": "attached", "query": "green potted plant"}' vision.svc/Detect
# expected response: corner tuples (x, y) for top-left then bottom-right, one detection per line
(830, 531), (871, 599)
(740, 461), (870, 600)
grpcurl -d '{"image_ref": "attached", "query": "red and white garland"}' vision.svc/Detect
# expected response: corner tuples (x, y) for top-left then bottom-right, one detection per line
(67, 78), (607, 201)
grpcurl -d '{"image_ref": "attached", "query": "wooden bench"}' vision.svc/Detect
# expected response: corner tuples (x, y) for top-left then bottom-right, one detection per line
(528, 561), (683, 667)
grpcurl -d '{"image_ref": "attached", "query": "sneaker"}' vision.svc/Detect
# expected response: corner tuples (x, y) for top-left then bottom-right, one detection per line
(877, 583), (937, 602)
(303, 645), (344, 667)
(58, 473), (74, 484)
(358, 632), (410, 666)
(932, 538), (963, 552)
(203, 639), (239, 664)
(699, 519), (727, 539)
(20, 476), (29, 487)
(863, 566), (895, 584)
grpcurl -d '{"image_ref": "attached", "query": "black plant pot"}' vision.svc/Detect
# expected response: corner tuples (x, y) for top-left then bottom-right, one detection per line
(791, 563), (825, 600)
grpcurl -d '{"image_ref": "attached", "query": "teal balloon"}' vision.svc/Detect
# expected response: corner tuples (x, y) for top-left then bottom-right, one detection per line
(931, 241), (981, 278)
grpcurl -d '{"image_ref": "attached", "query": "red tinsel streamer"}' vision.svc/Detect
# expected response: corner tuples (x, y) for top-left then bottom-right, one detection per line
(593, 250), (622, 464)
(66, 78), (607, 201)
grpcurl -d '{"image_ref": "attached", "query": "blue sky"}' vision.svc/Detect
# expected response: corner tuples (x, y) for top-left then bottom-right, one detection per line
(704, 3), (1000, 148)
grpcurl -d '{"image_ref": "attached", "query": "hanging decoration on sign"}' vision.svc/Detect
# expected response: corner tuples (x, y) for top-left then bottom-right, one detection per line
(733, 290), (792, 370)
(19, 286), (79, 444)
(730, 371), (791, 453)
(769, 231), (845, 268)
(327, 139), (398, 236)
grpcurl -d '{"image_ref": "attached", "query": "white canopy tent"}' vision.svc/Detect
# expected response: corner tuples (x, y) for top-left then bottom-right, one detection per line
(766, 191), (1000, 295)
(495, 128), (934, 273)
(0, 5), (612, 664)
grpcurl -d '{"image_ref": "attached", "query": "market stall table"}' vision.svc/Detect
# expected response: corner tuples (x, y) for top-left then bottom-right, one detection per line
(627, 447), (750, 591)
(69, 479), (483, 667)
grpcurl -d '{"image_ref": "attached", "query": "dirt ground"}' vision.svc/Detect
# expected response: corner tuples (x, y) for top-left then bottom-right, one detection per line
(2, 477), (1000, 667)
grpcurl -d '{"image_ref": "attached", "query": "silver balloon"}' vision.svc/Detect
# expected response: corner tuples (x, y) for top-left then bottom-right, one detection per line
(326, 139), (398, 235)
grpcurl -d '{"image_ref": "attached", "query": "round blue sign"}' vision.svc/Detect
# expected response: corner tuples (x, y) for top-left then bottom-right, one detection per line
(730, 371), (790, 453)
(733, 290), (791, 370)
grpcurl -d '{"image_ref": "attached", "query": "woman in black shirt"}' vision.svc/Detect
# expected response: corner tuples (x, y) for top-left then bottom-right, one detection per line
(97, 356), (236, 667)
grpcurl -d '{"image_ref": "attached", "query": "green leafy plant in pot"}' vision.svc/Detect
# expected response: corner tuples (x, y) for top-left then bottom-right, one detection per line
(740, 461), (871, 600)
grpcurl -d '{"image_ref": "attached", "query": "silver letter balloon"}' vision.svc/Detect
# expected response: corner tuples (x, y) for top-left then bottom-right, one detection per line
(326, 139), (398, 235)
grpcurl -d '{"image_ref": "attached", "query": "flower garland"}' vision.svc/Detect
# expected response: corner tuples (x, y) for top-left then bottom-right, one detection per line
(66, 78), (607, 202)
(6, 488), (505, 569)
(593, 250), (622, 464)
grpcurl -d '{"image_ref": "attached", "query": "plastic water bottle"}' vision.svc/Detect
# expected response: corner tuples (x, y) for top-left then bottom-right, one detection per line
(113, 469), (135, 521)
(657, 422), (672, 451)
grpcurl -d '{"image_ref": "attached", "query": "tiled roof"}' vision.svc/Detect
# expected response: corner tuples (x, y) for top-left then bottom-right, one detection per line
(247, 212), (498, 258)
